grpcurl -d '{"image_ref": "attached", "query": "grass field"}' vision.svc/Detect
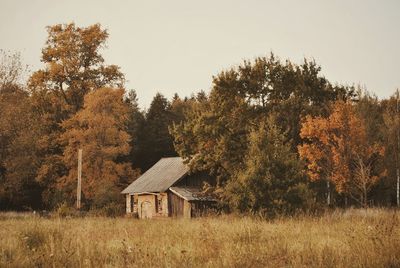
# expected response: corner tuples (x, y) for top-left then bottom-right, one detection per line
(0, 209), (399, 267)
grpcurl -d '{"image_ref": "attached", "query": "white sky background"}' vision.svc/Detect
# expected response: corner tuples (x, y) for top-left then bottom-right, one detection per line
(0, 0), (399, 108)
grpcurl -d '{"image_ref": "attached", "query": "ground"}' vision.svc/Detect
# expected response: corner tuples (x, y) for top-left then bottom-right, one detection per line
(0, 209), (399, 267)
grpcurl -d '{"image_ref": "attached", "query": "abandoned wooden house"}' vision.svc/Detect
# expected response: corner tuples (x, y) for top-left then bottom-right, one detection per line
(121, 157), (216, 219)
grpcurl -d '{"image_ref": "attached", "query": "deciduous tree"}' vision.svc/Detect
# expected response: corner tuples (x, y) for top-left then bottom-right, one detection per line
(60, 88), (137, 206)
(225, 115), (310, 215)
(299, 101), (385, 207)
(28, 23), (126, 207)
(0, 51), (42, 210)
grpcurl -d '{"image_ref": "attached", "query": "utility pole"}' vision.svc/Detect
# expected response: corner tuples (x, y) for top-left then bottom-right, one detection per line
(397, 90), (400, 207)
(77, 149), (82, 210)
(327, 180), (331, 206)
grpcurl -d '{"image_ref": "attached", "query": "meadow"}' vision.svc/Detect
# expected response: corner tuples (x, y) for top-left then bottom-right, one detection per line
(0, 209), (399, 267)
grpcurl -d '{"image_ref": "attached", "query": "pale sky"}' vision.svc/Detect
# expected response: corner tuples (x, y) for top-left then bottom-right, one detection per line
(1, 0), (399, 108)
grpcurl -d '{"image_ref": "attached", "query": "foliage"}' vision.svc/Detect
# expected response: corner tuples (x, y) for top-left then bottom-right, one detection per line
(29, 23), (124, 112)
(1, 22), (399, 213)
(124, 89), (146, 171)
(27, 23), (126, 208)
(299, 100), (385, 207)
(224, 115), (311, 215)
(60, 88), (138, 205)
(171, 54), (353, 187)
(54, 202), (79, 218)
(381, 91), (400, 205)
(0, 51), (42, 210)
(139, 93), (176, 169)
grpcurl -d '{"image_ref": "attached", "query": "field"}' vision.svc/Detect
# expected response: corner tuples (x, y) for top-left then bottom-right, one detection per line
(0, 209), (399, 267)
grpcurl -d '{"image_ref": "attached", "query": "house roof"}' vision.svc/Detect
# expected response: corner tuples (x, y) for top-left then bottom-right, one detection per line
(121, 157), (189, 194)
(169, 187), (217, 201)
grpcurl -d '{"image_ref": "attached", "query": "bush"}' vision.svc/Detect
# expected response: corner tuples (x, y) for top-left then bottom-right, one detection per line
(88, 202), (125, 217)
(54, 202), (79, 218)
(20, 229), (46, 251)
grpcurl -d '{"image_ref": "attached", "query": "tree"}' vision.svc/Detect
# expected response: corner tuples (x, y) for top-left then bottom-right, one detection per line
(299, 100), (385, 207)
(224, 115), (310, 215)
(381, 90), (400, 206)
(59, 88), (137, 207)
(171, 53), (353, 187)
(28, 23), (126, 207)
(0, 50), (27, 89)
(139, 93), (177, 170)
(29, 23), (124, 113)
(124, 89), (146, 171)
(0, 51), (42, 210)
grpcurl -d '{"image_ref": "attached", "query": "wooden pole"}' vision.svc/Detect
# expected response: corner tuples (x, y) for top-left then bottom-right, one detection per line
(397, 90), (400, 207)
(77, 149), (82, 210)
(327, 180), (331, 206)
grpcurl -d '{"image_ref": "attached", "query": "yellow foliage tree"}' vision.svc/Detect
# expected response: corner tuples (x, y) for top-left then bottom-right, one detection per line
(60, 88), (137, 206)
(298, 101), (385, 207)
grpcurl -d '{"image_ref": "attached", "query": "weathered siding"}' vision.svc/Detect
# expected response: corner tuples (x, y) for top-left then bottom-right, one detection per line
(137, 194), (156, 219)
(167, 192), (192, 218)
(126, 194), (132, 214)
(132, 194), (138, 214)
(155, 193), (169, 217)
(168, 192), (183, 217)
(134, 193), (170, 218)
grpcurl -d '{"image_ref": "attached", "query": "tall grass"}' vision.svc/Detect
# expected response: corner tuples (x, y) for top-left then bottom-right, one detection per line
(0, 209), (399, 267)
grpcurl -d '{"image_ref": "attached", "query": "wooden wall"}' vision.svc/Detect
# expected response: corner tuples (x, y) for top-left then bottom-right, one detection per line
(130, 193), (169, 219)
(137, 194), (156, 219)
(167, 192), (191, 218)
(126, 192), (214, 219)
(126, 194), (132, 214)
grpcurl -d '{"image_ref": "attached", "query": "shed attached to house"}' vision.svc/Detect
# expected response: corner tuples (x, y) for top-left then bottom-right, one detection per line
(121, 157), (216, 219)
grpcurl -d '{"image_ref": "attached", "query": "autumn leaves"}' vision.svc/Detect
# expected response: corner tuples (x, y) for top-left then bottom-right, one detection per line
(299, 101), (385, 207)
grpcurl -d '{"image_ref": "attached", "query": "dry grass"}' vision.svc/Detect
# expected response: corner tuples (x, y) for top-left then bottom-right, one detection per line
(0, 209), (399, 267)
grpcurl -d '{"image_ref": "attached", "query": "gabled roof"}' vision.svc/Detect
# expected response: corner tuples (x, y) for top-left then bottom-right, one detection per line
(121, 157), (189, 194)
(169, 187), (217, 201)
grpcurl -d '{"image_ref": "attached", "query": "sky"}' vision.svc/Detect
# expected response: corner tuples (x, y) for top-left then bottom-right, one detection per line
(0, 0), (399, 108)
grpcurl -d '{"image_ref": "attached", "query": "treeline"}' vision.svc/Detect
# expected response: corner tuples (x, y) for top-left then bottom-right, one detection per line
(0, 23), (193, 211)
(0, 23), (399, 214)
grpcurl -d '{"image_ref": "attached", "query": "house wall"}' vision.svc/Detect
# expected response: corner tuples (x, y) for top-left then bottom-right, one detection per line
(135, 193), (169, 219)
(167, 191), (192, 218)
(127, 192), (214, 219)
(158, 192), (169, 217)
(126, 194), (132, 214)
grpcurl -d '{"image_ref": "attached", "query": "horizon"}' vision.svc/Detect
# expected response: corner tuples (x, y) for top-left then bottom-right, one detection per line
(1, 0), (399, 108)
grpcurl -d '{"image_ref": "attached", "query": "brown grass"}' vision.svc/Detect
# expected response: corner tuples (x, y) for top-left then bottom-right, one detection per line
(0, 209), (399, 267)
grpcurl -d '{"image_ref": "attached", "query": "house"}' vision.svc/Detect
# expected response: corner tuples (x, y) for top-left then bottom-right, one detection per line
(121, 157), (216, 219)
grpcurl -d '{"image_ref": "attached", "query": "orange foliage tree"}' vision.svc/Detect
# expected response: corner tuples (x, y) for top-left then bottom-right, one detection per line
(60, 88), (137, 207)
(298, 101), (385, 207)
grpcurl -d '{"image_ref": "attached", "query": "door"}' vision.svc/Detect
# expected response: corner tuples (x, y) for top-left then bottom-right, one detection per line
(141, 201), (153, 219)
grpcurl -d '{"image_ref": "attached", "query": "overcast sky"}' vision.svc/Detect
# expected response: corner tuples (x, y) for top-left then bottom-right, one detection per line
(1, 0), (399, 108)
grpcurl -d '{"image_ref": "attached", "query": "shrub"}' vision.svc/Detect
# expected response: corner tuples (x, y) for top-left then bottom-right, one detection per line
(20, 229), (46, 251)
(54, 202), (79, 218)
(88, 202), (125, 217)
